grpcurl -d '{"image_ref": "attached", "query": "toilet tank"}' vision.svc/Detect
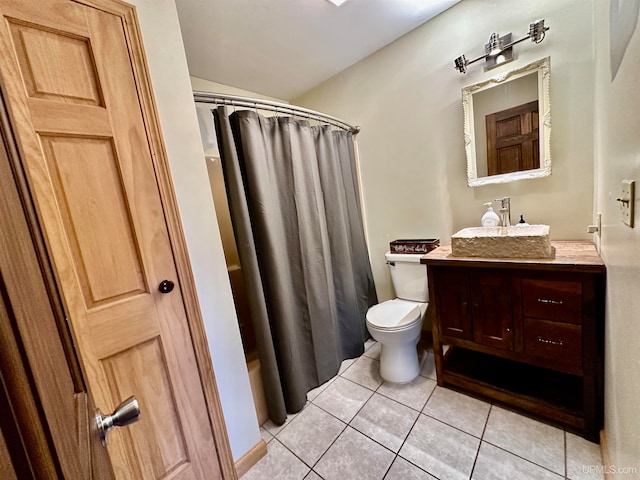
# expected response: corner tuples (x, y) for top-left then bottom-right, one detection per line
(385, 252), (429, 302)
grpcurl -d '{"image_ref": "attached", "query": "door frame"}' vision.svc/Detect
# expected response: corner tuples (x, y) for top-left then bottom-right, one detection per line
(0, 0), (236, 477)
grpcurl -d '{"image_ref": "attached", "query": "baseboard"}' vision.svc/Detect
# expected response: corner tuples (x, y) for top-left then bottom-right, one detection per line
(600, 429), (613, 480)
(235, 439), (267, 478)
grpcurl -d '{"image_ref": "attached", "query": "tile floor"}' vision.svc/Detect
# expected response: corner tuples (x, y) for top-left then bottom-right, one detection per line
(243, 341), (605, 480)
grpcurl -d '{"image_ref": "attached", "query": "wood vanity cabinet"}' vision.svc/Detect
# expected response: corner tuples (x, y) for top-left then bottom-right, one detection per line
(422, 241), (605, 442)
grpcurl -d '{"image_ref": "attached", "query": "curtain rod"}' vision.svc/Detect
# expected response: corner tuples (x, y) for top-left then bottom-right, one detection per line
(193, 91), (360, 134)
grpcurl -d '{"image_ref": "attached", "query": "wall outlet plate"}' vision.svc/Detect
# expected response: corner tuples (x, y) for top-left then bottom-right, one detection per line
(620, 180), (635, 227)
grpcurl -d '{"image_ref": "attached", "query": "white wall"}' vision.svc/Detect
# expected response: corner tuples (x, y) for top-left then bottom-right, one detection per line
(129, 0), (260, 461)
(594, 0), (640, 475)
(295, 0), (595, 301)
(191, 76), (287, 102)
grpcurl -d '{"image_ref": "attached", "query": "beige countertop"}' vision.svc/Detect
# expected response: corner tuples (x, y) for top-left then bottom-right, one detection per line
(421, 241), (605, 273)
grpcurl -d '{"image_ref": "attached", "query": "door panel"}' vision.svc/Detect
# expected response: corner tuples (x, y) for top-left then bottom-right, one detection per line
(433, 268), (473, 340)
(0, 0), (224, 478)
(471, 271), (514, 350)
(8, 20), (103, 105)
(40, 136), (147, 305)
(102, 338), (188, 477)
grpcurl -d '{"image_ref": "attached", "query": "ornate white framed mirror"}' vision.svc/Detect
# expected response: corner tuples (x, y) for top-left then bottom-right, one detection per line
(463, 57), (551, 187)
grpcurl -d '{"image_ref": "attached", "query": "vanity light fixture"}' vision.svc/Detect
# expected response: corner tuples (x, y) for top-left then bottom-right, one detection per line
(454, 19), (549, 74)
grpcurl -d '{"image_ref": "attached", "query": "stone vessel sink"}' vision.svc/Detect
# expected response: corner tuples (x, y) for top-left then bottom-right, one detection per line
(451, 225), (554, 259)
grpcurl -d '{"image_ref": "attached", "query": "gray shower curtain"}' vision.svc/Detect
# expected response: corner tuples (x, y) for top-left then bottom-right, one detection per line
(214, 107), (377, 424)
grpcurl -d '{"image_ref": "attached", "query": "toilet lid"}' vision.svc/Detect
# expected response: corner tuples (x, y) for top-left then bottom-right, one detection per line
(366, 300), (421, 330)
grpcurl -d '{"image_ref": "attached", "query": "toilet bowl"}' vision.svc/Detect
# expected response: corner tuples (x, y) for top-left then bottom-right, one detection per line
(366, 252), (430, 384)
(366, 299), (426, 383)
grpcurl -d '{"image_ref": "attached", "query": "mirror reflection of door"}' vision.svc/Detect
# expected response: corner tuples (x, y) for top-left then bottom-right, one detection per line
(486, 100), (539, 176)
(472, 70), (539, 178)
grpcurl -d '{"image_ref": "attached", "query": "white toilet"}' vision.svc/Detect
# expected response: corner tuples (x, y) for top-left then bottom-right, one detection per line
(366, 252), (428, 383)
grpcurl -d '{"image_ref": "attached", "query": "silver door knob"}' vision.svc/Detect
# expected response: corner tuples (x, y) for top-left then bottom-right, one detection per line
(96, 396), (140, 446)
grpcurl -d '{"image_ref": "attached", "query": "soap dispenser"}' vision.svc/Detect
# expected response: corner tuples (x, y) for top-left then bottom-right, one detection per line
(481, 202), (501, 227)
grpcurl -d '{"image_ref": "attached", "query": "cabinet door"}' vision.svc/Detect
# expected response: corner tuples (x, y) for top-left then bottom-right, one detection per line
(434, 269), (473, 340)
(471, 271), (514, 350)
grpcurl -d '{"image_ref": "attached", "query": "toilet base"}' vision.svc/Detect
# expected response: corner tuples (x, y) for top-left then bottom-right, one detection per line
(379, 340), (420, 384)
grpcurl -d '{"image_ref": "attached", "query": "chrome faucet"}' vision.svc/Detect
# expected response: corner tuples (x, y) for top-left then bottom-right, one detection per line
(495, 197), (511, 227)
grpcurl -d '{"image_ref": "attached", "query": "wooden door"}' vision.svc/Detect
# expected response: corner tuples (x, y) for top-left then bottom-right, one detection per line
(0, 0), (233, 478)
(433, 268), (473, 341)
(0, 88), (114, 479)
(486, 100), (539, 176)
(471, 271), (514, 350)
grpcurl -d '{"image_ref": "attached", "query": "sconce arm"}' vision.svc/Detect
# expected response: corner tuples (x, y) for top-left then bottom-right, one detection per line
(454, 20), (549, 74)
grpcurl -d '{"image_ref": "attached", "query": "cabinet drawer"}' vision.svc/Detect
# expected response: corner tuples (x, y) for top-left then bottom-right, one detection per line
(522, 279), (582, 324)
(523, 317), (582, 372)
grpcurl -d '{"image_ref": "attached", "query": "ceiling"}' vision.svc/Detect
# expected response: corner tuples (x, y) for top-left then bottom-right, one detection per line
(175, 0), (460, 101)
